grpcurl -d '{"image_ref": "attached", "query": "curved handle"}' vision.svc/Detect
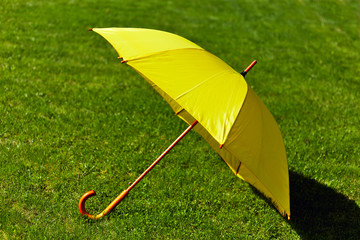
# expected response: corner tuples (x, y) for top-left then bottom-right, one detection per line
(79, 189), (129, 220)
(79, 190), (96, 216)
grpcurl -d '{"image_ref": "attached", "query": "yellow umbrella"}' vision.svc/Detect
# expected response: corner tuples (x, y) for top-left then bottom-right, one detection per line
(79, 28), (290, 220)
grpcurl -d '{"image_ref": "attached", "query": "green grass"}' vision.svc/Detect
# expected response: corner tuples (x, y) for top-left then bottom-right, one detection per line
(1, 0), (359, 239)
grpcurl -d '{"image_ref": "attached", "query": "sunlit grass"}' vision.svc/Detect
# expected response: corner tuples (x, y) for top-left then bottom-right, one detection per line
(1, 0), (359, 239)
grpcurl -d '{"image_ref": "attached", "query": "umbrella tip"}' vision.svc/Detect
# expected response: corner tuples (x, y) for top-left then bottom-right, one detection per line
(241, 60), (257, 77)
(88, 28), (93, 31)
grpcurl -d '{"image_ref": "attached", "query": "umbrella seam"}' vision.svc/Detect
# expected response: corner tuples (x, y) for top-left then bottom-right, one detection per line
(237, 161), (289, 216)
(124, 47), (205, 63)
(221, 144), (289, 216)
(221, 84), (249, 146)
(174, 70), (235, 100)
(220, 145), (242, 174)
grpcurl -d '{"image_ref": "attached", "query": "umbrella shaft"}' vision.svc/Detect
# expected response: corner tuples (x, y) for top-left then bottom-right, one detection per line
(127, 120), (198, 192)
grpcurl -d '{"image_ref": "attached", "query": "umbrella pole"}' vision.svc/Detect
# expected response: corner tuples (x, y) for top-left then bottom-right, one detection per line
(79, 120), (198, 219)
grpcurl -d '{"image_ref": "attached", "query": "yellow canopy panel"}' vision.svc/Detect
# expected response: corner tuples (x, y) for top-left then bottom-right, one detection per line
(92, 28), (202, 60)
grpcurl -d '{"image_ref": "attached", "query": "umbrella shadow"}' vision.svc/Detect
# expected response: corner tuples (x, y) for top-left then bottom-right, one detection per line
(250, 171), (360, 239)
(287, 171), (360, 240)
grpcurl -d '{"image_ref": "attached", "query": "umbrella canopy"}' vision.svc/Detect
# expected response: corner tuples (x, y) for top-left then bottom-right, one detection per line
(91, 28), (290, 218)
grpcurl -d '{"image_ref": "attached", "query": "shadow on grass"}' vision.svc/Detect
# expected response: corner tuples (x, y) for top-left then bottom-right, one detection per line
(288, 171), (360, 240)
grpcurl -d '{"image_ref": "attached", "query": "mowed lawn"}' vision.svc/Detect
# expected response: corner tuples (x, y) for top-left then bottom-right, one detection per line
(1, 0), (359, 239)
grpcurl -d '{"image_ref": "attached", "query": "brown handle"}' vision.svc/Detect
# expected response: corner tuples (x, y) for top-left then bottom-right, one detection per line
(78, 189), (129, 220)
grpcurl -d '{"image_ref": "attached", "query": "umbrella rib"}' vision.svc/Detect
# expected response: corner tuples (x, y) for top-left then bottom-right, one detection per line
(221, 144), (289, 217)
(174, 70), (236, 101)
(236, 160), (289, 218)
(220, 60), (257, 146)
(219, 145), (242, 174)
(122, 47), (205, 63)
